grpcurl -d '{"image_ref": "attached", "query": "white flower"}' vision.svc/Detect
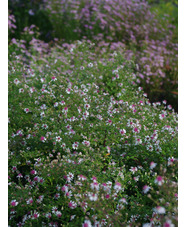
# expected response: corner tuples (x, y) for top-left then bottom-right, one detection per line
(154, 206), (166, 214)
(88, 193), (98, 201)
(56, 136), (62, 142)
(19, 88), (24, 93)
(147, 144), (153, 151)
(143, 223), (152, 227)
(82, 220), (92, 227)
(66, 88), (71, 94)
(54, 102), (58, 107)
(78, 175), (87, 181)
(119, 129), (126, 135)
(24, 108), (29, 113)
(40, 111), (45, 117)
(82, 140), (90, 146)
(14, 78), (20, 85)
(28, 9), (35, 16)
(56, 211), (62, 217)
(84, 103), (90, 109)
(52, 206), (58, 214)
(68, 201), (77, 209)
(112, 69), (118, 74)
(42, 124), (48, 129)
(67, 172), (74, 181)
(119, 198), (128, 204)
(116, 203), (124, 210)
(88, 63), (93, 68)
(90, 182), (99, 191)
(114, 182), (122, 192)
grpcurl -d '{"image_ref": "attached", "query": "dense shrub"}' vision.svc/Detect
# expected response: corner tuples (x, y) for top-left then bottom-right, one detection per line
(9, 41), (177, 226)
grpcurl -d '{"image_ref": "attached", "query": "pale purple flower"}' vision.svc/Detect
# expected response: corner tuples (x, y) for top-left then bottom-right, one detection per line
(143, 185), (151, 194)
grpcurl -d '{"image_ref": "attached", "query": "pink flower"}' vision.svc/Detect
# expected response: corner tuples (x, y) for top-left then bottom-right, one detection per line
(66, 88), (71, 94)
(30, 170), (37, 175)
(159, 113), (166, 120)
(32, 211), (40, 219)
(134, 127), (139, 133)
(24, 108), (29, 113)
(46, 213), (52, 219)
(61, 185), (68, 193)
(150, 162), (157, 169)
(106, 146), (111, 153)
(51, 76), (57, 81)
(107, 119), (112, 125)
(17, 173), (23, 178)
(26, 197), (33, 205)
(154, 176), (164, 186)
(174, 193), (178, 200)
(65, 191), (72, 198)
(143, 185), (151, 194)
(167, 105), (172, 110)
(92, 176), (97, 182)
(105, 194), (110, 199)
(10, 200), (18, 207)
(163, 219), (174, 227)
(101, 183), (110, 193)
(40, 136), (46, 142)
(63, 107), (68, 113)
(82, 220), (92, 227)
(12, 166), (17, 172)
(33, 176), (39, 182)
(68, 201), (77, 209)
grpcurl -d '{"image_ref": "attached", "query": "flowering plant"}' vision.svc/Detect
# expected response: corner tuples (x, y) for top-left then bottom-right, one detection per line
(9, 41), (177, 226)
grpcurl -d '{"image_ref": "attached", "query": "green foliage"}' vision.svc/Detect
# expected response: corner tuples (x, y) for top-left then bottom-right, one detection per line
(8, 41), (177, 226)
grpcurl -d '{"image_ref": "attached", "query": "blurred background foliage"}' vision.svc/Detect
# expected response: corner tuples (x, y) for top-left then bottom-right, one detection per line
(8, 0), (53, 42)
(8, 0), (178, 42)
(8, 0), (178, 111)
